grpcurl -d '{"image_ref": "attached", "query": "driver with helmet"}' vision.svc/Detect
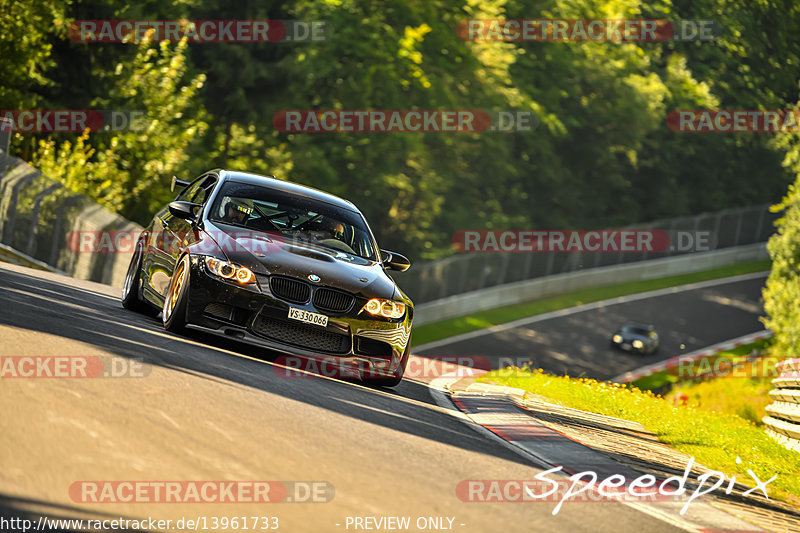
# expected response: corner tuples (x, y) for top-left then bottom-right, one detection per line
(220, 197), (252, 225)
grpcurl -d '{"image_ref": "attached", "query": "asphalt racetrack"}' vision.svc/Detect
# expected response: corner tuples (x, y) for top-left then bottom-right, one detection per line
(0, 262), (688, 532)
(416, 273), (768, 381)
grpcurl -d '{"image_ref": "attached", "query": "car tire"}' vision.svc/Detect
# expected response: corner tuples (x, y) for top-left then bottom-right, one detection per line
(362, 336), (411, 388)
(163, 255), (191, 333)
(121, 239), (154, 314)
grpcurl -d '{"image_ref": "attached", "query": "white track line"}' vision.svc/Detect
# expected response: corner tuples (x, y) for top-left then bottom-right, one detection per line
(415, 271), (768, 353)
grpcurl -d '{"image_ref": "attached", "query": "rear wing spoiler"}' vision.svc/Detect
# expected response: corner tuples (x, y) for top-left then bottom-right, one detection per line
(171, 175), (190, 192)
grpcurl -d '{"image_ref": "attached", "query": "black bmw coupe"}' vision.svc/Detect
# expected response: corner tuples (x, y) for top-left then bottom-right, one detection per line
(121, 169), (413, 386)
(610, 322), (659, 355)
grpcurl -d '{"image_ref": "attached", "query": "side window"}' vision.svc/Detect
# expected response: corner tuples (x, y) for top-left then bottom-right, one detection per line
(176, 180), (202, 202)
(190, 177), (217, 205)
(174, 175), (216, 217)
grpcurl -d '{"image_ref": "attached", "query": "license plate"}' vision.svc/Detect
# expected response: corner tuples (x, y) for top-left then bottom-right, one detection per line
(288, 307), (328, 327)
(622, 343), (632, 350)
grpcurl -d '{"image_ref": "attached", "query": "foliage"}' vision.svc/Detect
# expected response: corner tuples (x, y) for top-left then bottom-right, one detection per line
(3, 0), (800, 261)
(32, 131), (126, 213)
(90, 36), (209, 221)
(762, 151), (800, 359)
(0, 0), (67, 110)
(28, 35), (208, 221)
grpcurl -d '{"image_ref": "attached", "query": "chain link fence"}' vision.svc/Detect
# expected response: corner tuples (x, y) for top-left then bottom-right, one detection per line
(0, 153), (140, 286)
(394, 204), (777, 304)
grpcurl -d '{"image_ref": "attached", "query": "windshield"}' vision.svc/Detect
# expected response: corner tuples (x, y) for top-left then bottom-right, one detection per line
(622, 325), (652, 336)
(208, 181), (379, 261)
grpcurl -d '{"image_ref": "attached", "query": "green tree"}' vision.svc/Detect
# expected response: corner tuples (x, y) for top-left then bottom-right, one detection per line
(0, 0), (66, 110)
(8, 0), (800, 262)
(762, 173), (800, 359)
(92, 36), (208, 221)
(762, 115), (800, 359)
(31, 36), (208, 222)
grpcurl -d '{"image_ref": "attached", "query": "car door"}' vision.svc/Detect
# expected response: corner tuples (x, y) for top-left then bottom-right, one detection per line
(143, 175), (212, 300)
(162, 174), (219, 277)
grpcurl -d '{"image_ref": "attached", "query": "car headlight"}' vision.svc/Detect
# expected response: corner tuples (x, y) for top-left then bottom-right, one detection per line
(632, 340), (644, 349)
(612, 335), (623, 343)
(204, 256), (255, 284)
(363, 298), (406, 319)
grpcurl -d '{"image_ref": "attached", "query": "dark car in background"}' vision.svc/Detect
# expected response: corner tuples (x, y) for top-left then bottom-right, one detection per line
(610, 322), (659, 355)
(121, 169), (413, 386)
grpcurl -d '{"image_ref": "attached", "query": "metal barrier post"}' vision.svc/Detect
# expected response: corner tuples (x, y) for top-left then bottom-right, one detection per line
(0, 117), (11, 155)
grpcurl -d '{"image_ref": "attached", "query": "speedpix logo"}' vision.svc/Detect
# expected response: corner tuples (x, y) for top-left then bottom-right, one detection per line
(457, 456), (776, 516)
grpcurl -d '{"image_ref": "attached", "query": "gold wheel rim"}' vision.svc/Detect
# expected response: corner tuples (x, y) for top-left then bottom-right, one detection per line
(123, 248), (140, 298)
(164, 261), (186, 320)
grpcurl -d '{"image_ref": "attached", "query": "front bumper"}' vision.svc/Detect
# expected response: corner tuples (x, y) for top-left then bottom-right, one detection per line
(183, 257), (412, 375)
(611, 338), (658, 354)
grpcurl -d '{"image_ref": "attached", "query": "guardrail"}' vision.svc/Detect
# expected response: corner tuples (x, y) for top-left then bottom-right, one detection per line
(764, 359), (800, 452)
(0, 118), (10, 154)
(395, 204), (777, 304)
(414, 243), (769, 325)
(0, 153), (141, 287)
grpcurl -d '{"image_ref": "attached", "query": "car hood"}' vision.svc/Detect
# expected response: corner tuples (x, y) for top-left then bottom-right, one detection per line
(202, 221), (397, 299)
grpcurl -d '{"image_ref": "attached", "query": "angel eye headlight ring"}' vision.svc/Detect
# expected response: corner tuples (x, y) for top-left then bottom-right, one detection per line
(204, 256), (255, 285)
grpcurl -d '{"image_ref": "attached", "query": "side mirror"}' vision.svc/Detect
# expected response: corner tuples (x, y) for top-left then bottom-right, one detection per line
(381, 250), (411, 272)
(171, 175), (190, 192)
(168, 201), (200, 222)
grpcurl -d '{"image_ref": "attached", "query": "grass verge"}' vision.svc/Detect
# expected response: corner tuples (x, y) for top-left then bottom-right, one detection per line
(632, 339), (771, 395)
(478, 366), (800, 505)
(412, 259), (770, 347)
(656, 339), (778, 428)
